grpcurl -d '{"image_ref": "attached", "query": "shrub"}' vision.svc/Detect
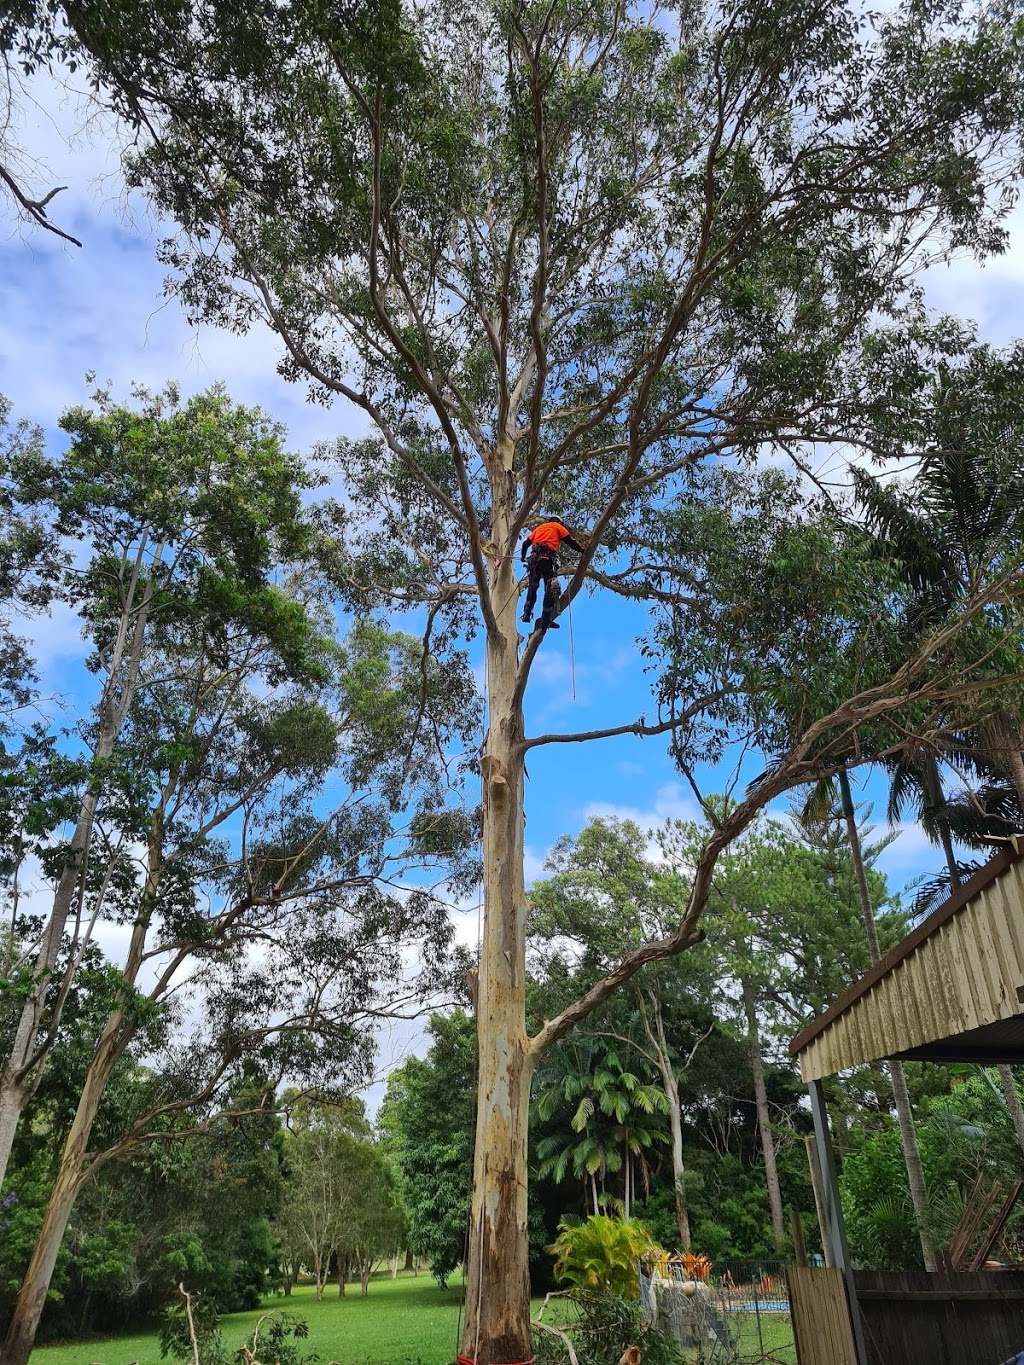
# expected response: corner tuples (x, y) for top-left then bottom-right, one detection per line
(533, 1294), (680, 1365)
(548, 1215), (656, 1297)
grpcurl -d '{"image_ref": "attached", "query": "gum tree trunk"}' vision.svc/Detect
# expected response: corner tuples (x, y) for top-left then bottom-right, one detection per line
(665, 1072), (691, 1252)
(2, 842), (160, 1365)
(0, 544), (157, 1194)
(642, 990), (692, 1251)
(839, 768), (937, 1271)
(0, 793), (98, 1191)
(741, 979), (785, 1246)
(1, 1003), (130, 1365)
(461, 480), (535, 1365)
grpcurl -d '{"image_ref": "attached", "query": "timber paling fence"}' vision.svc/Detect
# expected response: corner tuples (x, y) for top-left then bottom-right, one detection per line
(639, 1258), (796, 1364)
(854, 1269), (1024, 1365)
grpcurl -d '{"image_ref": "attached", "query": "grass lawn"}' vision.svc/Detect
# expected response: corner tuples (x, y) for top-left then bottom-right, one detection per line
(30, 1273), (467, 1365)
(728, 1310), (796, 1363)
(29, 1276), (796, 1365)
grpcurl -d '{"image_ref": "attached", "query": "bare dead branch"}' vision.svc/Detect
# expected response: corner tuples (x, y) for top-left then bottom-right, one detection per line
(0, 161), (82, 247)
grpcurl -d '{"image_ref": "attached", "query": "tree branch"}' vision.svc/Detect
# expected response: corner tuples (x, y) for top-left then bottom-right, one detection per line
(0, 162), (82, 247)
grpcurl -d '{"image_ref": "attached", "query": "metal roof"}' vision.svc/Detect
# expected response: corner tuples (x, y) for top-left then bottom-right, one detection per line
(789, 838), (1024, 1082)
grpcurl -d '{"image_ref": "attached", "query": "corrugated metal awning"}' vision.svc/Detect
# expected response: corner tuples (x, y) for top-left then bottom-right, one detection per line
(790, 839), (1024, 1082)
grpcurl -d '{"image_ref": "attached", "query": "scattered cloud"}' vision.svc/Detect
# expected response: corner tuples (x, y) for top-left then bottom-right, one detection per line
(583, 781), (702, 832)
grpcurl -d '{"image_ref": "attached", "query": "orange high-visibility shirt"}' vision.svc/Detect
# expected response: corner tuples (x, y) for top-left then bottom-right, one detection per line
(527, 521), (573, 553)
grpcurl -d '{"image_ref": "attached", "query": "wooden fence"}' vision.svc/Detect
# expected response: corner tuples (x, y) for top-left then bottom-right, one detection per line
(787, 1267), (858, 1365)
(854, 1269), (1024, 1365)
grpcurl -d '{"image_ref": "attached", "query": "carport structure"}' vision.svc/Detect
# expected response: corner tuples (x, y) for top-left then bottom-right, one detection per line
(788, 836), (1024, 1365)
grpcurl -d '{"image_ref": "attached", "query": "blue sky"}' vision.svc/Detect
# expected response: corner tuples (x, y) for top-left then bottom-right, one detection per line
(4, 72), (1024, 1095)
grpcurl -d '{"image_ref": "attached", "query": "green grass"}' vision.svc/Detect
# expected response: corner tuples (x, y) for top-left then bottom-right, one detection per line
(685, 1309), (795, 1364)
(29, 1277), (796, 1365)
(30, 1273), (467, 1365)
(734, 1309), (796, 1361)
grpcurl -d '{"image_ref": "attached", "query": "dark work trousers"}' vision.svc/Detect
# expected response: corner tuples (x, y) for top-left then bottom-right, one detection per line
(522, 548), (559, 622)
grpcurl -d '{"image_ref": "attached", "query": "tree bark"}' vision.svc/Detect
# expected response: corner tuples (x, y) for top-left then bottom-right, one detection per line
(1, 835), (162, 1365)
(461, 515), (534, 1365)
(665, 1073), (691, 1251)
(839, 767), (937, 1271)
(1, 1009), (126, 1365)
(0, 791), (99, 1188)
(996, 1065), (1024, 1158)
(640, 985), (692, 1251)
(0, 548), (157, 1192)
(741, 979), (785, 1246)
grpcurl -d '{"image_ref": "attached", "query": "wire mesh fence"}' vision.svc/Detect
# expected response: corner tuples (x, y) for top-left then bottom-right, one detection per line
(639, 1257), (796, 1364)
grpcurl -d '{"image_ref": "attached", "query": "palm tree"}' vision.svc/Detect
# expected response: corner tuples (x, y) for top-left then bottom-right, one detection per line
(802, 770), (939, 1269)
(853, 346), (1024, 866)
(531, 1037), (668, 1217)
(855, 355), (1024, 1166)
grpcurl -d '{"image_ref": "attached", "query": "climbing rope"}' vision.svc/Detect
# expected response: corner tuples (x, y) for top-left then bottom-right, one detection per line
(567, 594), (577, 701)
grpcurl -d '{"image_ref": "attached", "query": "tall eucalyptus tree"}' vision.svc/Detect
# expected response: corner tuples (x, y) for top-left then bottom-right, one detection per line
(13, 1), (1024, 1357)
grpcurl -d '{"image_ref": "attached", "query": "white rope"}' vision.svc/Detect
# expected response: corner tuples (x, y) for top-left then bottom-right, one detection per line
(567, 595), (577, 702)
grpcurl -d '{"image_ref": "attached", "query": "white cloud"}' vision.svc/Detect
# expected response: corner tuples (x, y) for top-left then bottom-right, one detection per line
(584, 781), (702, 832)
(874, 821), (942, 883)
(1, 75), (366, 454)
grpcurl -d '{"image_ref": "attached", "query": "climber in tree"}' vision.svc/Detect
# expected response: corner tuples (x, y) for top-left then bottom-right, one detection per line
(520, 515), (585, 632)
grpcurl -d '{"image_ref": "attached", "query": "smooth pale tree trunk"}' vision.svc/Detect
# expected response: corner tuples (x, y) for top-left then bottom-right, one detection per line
(1, 1005), (129, 1365)
(360, 1262), (371, 1296)
(623, 1141), (631, 1219)
(0, 547), (157, 1194)
(2, 853), (161, 1365)
(590, 1172), (599, 1215)
(643, 991), (692, 1250)
(0, 793), (97, 1189)
(665, 1073), (692, 1251)
(461, 488), (535, 1365)
(741, 979), (785, 1246)
(839, 768), (937, 1271)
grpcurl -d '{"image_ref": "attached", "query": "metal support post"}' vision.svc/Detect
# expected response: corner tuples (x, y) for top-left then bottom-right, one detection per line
(808, 1078), (869, 1365)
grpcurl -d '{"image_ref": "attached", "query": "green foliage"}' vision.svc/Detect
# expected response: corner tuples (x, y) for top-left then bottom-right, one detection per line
(533, 1294), (680, 1365)
(159, 1292), (228, 1365)
(379, 1012), (475, 1288)
(235, 1312), (314, 1365)
(160, 1296), (313, 1365)
(29, 1275), (463, 1365)
(548, 1215), (655, 1297)
(840, 1071), (1024, 1269)
(275, 1104), (407, 1298)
